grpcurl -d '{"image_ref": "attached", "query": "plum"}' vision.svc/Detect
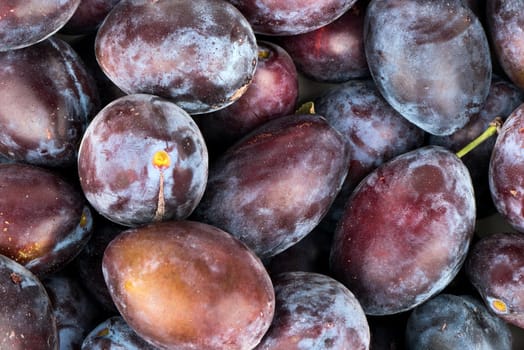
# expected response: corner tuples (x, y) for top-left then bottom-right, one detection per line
(330, 146), (476, 315)
(194, 113), (350, 259)
(102, 220), (275, 349)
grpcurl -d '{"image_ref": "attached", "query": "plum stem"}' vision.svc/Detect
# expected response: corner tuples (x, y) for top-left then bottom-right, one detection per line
(296, 101), (315, 115)
(455, 117), (503, 159)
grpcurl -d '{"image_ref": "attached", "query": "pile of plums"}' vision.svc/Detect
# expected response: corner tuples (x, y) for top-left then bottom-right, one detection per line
(1, 0), (524, 349)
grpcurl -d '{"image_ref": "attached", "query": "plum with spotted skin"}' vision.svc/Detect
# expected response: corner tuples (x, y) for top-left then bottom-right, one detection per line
(255, 271), (370, 349)
(364, 0), (492, 135)
(193, 113), (350, 259)
(0, 162), (93, 277)
(227, 0), (358, 36)
(77, 93), (208, 227)
(95, 0), (258, 114)
(0, 254), (58, 349)
(330, 146), (476, 315)
(466, 232), (524, 329)
(102, 220), (275, 349)
(0, 37), (100, 167)
(0, 0), (81, 51)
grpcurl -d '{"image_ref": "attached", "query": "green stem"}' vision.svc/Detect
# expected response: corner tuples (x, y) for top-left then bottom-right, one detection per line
(456, 117), (503, 158)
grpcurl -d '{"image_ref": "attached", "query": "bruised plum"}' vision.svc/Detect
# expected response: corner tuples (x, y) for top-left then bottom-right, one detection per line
(0, 0), (81, 51)
(405, 294), (512, 350)
(102, 220), (275, 349)
(466, 232), (524, 329)
(77, 94), (208, 227)
(95, 0), (258, 114)
(364, 0), (492, 135)
(81, 316), (157, 350)
(0, 37), (100, 167)
(255, 271), (370, 349)
(330, 146), (476, 315)
(0, 254), (58, 349)
(0, 163), (93, 277)
(194, 113), (350, 259)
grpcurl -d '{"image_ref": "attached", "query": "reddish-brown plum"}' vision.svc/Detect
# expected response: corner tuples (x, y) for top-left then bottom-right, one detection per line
(429, 76), (524, 218)
(81, 316), (158, 350)
(193, 113), (350, 259)
(314, 79), (425, 230)
(0, 163), (93, 277)
(405, 294), (512, 349)
(63, 0), (121, 34)
(365, 0), (492, 135)
(466, 232), (524, 329)
(486, 0), (524, 90)
(102, 220), (275, 349)
(43, 273), (103, 350)
(255, 271), (370, 349)
(0, 37), (100, 167)
(489, 103), (524, 232)
(95, 0), (258, 114)
(77, 94), (208, 227)
(275, 0), (369, 83)
(0, 254), (58, 349)
(195, 40), (299, 158)
(227, 0), (358, 35)
(330, 146), (476, 315)
(0, 0), (81, 51)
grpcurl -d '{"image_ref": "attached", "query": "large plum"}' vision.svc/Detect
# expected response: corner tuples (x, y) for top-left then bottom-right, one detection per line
(95, 0), (258, 114)
(0, 37), (100, 167)
(77, 94), (208, 227)
(194, 113), (350, 259)
(364, 0), (492, 135)
(102, 220), (275, 349)
(330, 146), (476, 315)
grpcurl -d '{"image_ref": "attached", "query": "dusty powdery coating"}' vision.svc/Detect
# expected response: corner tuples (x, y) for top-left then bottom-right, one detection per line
(330, 146), (476, 315)
(255, 271), (370, 350)
(0, 0), (81, 51)
(194, 113), (350, 259)
(227, 0), (357, 35)
(95, 0), (258, 114)
(364, 0), (492, 136)
(0, 37), (100, 167)
(78, 94), (208, 227)
(487, 0), (524, 90)
(489, 103), (524, 232)
(466, 232), (524, 330)
(102, 221), (275, 350)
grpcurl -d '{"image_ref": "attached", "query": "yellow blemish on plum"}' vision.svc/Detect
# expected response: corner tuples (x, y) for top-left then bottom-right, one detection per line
(488, 296), (509, 314)
(152, 150), (171, 169)
(96, 328), (110, 337)
(16, 243), (42, 263)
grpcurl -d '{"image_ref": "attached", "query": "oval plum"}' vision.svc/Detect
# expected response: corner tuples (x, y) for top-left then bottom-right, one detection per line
(95, 0), (258, 114)
(194, 113), (350, 259)
(102, 220), (275, 349)
(330, 146), (476, 315)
